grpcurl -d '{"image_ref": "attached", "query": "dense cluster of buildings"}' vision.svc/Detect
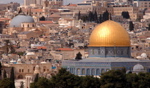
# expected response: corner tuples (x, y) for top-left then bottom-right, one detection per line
(0, 0), (150, 88)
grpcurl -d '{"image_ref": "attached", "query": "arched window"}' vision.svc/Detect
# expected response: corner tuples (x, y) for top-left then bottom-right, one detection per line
(22, 69), (24, 72)
(18, 75), (23, 79)
(91, 69), (95, 75)
(92, 49), (94, 54)
(77, 68), (80, 75)
(27, 24), (29, 28)
(82, 68), (85, 75)
(86, 68), (90, 75)
(19, 69), (21, 72)
(33, 67), (35, 71)
(101, 69), (105, 73)
(98, 49), (100, 54)
(43, 66), (46, 72)
(96, 69), (100, 75)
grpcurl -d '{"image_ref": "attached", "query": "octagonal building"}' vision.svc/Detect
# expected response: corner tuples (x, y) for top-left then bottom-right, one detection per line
(62, 20), (150, 76)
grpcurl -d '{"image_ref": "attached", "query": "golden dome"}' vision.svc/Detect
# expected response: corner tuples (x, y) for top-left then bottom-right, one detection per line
(89, 20), (130, 47)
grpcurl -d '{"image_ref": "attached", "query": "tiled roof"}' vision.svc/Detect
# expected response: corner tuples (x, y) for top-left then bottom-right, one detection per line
(49, 9), (59, 12)
(39, 21), (54, 24)
(49, 14), (61, 17)
(56, 48), (74, 51)
(68, 4), (77, 7)
(37, 46), (47, 49)
(0, 18), (10, 20)
(31, 9), (42, 12)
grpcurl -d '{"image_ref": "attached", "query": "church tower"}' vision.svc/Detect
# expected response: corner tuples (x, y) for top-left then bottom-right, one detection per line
(49, 0), (63, 7)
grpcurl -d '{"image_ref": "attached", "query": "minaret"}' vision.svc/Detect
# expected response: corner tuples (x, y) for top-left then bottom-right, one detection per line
(24, 0), (27, 6)
(34, 65), (41, 74)
(36, 0), (42, 5)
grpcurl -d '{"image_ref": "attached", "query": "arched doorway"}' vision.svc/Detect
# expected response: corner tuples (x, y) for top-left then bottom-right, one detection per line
(18, 75), (23, 79)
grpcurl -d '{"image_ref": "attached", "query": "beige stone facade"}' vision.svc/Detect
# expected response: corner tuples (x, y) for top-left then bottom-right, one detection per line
(133, 0), (150, 10)
(109, 6), (139, 20)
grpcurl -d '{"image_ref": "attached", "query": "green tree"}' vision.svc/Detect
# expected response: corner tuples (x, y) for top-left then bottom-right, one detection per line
(39, 16), (45, 21)
(129, 21), (134, 31)
(78, 11), (81, 20)
(10, 67), (15, 88)
(20, 81), (24, 88)
(100, 69), (126, 88)
(122, 11), (130, 19)
(34, 73), (39, 83)
(36, 77), (50, 88)
(94, 10), (98, 23)
(148, 24), (150, 31)
(81, 76), (100, 88)
(30, 73), (39, 88)
(3, 69), (7, 79)
(18, 8), (22, 14)
(88, 11), (94, 22)
(30, 83), (36, 88)
(0, 62), (2, 76)
(0, 78), (13, 88)
(51, 68), (81, 88)
(103, 10), (109, 22)
(126, 73), (139, 88)
(138, 73), (150, 88)
(99, 14), (103, 23)
(4, 40), (15, 54)
(16, 52), (25, 56)
(75, 52), (82, 60)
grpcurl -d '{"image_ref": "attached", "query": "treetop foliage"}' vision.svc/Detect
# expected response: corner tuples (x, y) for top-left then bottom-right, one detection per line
(29, 68), (150, 88)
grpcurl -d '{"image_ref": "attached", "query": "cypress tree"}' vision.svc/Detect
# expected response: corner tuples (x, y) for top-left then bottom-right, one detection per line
(91, 12), (94, 21)
(110, 13), (112, 20)
(39, 16), (46, 21)
(129, 21), (134, 31)
(78, 11), (81, 20)
(18, 8), (22, 14)
(148, 24), (150, 31)
(0, 62), (2, 76)
(10, 67), (15, 88)
(103, 10), (109, 21)
(20, 81), (24, 88)
(34, 73), (39, 83)
(122, 11), (130, 19)
(75, 52), (82, 60)
(94, 10), (98, 23)
(99, 14), (103, 23)
(3, 70), (7, 79)
(88, 11), (93, 22)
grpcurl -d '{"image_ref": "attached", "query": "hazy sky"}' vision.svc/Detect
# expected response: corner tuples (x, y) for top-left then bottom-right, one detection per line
(0, 0), (84, 5)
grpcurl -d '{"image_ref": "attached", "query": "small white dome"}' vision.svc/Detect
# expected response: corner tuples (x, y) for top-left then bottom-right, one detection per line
(136, 56), (142, 59)
(10, 59), (16, 63)
(133, 64), (144, 72)
(17, 59), (21, 61)
(26, 52), (35, 55)
(41, 61), (46, 64)
(17, 59), (22, 64)
(35, 65), (40, 68)
(141, 53), (147, 58)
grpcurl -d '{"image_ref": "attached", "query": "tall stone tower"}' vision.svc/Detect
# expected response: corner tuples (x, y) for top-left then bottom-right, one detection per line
(24, 0), (43, 6)
(49, 0), (63, 6)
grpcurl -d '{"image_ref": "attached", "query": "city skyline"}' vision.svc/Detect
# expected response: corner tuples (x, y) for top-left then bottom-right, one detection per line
(0, 0), (84, 5)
